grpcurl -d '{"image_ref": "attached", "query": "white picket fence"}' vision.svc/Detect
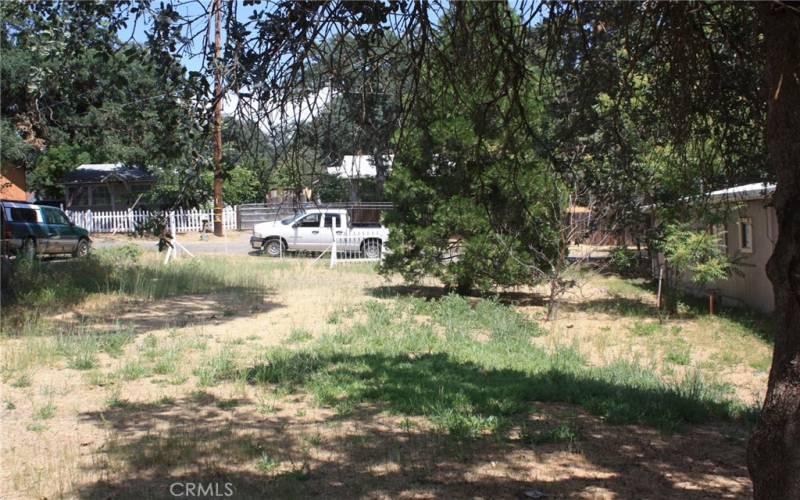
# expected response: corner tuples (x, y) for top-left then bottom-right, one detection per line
(329, 229), (387, 267)
(65, 207), (238, 234)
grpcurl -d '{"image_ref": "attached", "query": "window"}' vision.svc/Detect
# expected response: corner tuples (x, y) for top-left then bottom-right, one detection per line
(324, 214), (340, 228)
(91, 186), (112, 206)
(738, 217), (753, 253)
(8, 207), (39, 223)
(281, 214), (301, 225)
(43, 207), (70, 225)
(131, 184), (150, 194)
(72, 188), (90, 207)
(298, 213), (320, 228)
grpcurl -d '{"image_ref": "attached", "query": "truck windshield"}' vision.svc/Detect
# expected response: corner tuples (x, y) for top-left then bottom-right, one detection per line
(281, 214), (302, 225)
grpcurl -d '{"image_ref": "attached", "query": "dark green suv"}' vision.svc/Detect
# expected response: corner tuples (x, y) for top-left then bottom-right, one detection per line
(1, 201), (91, 258)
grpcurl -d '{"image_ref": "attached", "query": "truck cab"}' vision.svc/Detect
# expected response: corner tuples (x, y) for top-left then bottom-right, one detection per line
(250, 209), (387, 259)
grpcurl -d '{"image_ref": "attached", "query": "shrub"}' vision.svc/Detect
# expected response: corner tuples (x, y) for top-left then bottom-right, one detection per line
(609, 246), (638, 273)
(102, 244), (143, 265)
(663, 224), (732, 287)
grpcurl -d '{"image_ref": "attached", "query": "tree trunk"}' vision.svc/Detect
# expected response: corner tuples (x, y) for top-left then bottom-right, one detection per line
(546, 275), (560, 321)
(747, 5), (800, 499)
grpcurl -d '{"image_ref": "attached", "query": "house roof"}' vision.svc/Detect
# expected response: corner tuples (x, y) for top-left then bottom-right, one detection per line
(642, 182), (776, 213)
(705, 182), (776, 203)
(63, 163), (155, 185)
(326, 155), (394, 179)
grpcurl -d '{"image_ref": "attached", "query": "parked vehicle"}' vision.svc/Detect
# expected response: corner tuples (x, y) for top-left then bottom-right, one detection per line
(250, 209), (389, 258)
(1, 200), (91, 258)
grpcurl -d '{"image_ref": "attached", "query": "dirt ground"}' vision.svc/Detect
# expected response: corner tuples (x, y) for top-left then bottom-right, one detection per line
(0, 258), (765, 499)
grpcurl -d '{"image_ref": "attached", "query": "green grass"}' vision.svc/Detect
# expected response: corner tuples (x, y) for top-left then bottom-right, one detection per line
(139, 335), (184, 375)
(152, 353), (180, 375)
(11, 374), (32, 388)
(257, 401), (277, 414)
(629, 321), (663, 337)
(116, 360), (150, 381)
(327, 310), (342, 325)
(35, 403), (56, 420)
(1, 253), (269, 330)
(238, 296), (754, 435)
(84, 370), (113, 387)
(664, 339), (692, 366)
(105, 390), (129, 409)
(194, 347), (240, 387)
(66, 349), (98, 370)
(0, 324), (133, 379)
(167, 373), (189, 385)
(255, 453), (280, 473)
(581, 295), (655, 317)
(603, 275), (642, 293)
(749, 357), (771, 372)
(158, 396), (176, 405)
(284, 329), (313, 345)
(521, 422), (580, 445)
(303, 433), (322, 447)
(216, 398), (240, 410)
(2, 254), (768, 461)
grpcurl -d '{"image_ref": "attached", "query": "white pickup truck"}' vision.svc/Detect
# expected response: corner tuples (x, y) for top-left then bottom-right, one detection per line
(250, 209), (389, 258)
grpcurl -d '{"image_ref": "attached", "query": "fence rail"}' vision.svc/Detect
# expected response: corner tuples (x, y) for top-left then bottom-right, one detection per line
(330, 229), (387, 266)
(238, 202), (393, 230)
(65, 202), (393, 234)
(65, 207), (238, 234)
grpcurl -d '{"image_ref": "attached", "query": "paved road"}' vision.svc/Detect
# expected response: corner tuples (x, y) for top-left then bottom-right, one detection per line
(91, 232), (256, 256)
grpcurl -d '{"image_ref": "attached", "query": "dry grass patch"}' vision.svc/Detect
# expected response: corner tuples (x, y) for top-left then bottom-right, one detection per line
(0, 255), (771, 499)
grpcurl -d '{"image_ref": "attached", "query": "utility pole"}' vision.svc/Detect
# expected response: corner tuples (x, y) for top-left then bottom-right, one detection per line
(212, 0), (224, 236)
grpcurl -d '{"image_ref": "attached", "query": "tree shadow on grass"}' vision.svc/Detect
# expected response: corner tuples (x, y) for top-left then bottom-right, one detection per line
(66, 291), (284, 335)
(622, 279), (775, 342)
(569, 295), (658, 317)
(0, 255), (282, 336)
(75, 352), (753, 499)
(244, 352), (754, 431)
(366, 284), (547, 307)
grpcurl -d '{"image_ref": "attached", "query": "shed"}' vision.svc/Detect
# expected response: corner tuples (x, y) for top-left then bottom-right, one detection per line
(63, 163), (155, 211)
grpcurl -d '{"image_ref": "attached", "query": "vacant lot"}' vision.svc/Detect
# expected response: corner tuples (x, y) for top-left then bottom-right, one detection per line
(0, 248), (772, 499)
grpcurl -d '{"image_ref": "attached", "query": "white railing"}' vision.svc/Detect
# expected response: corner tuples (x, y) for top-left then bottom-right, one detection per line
(329, 229), (386, 267)
(64, 207), (238, 234)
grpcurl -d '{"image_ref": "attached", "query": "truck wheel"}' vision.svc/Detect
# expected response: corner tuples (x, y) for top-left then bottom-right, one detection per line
(264, 239), (284, 257)
(362, 239), (382, 259)
(73, 238), (90, 258)
(21, 238), (37, 259)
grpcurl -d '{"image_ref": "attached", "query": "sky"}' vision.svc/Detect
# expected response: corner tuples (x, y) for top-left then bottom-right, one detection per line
(113, 1), (538, 132)
(117, 0), (253, 73)
(117, 1), (326, 130)
(114, 0), (459, 73)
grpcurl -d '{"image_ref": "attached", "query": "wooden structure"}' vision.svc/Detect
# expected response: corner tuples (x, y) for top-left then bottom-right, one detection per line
(1, 161), (30, 201)
(62, 163), (155, 211)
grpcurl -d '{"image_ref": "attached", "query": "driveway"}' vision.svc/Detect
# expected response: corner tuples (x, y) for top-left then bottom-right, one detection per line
(91, 231), (255, 256)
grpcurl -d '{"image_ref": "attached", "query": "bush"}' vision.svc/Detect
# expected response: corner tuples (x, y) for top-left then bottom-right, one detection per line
(101, 244), (143, 265)
(134, 213), (167, 237)
(609, 246), (637, 273)
(663, 224), (731, 287)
